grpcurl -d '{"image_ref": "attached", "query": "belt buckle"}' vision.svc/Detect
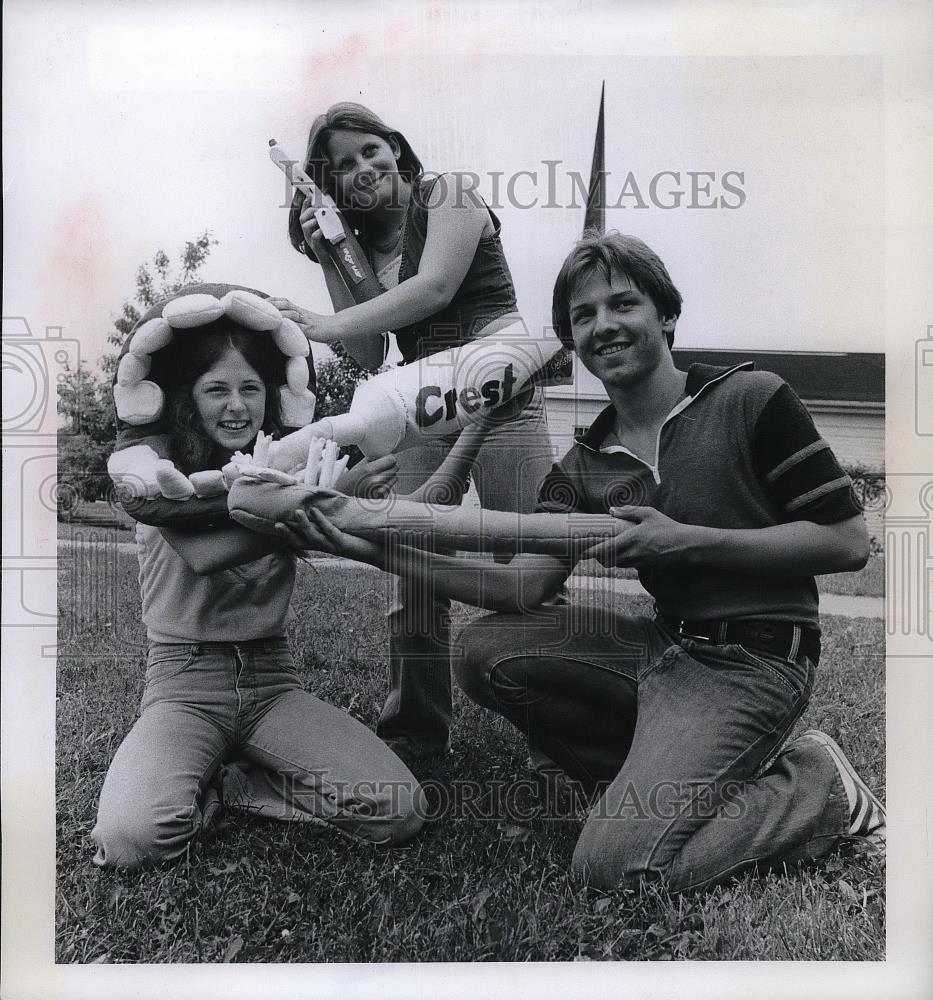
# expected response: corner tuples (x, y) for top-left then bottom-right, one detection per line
(674, 620), (712, 642)
(744, 624), (778, 644)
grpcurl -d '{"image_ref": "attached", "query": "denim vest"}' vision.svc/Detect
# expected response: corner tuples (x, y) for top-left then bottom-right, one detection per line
(393, 175), (518, 364)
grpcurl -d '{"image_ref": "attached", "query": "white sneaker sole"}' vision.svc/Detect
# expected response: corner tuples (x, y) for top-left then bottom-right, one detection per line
(800, 729), (886, 847)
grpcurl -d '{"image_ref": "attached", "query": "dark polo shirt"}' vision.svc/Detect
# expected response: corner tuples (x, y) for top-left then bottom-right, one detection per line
(537, 363), (863, 627)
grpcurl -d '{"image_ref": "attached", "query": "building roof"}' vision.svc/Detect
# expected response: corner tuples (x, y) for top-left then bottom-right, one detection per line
(669, 350), (884, 404)
(547, 350), (885, 405)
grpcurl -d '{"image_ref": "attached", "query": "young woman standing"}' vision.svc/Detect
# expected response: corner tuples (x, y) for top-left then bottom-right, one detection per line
(271, 103), (556, 766)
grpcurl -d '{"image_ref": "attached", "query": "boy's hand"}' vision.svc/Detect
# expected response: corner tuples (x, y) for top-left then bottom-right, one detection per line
(336, 455), (398, 498)
(584, 505), (695, 568)
(275, 508), (384, 566)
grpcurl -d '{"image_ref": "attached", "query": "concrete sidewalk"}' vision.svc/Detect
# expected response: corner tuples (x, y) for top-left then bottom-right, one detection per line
(296, 557), (883, 619)
(566, 573), (883, 620)
(57, 540), (883, 619)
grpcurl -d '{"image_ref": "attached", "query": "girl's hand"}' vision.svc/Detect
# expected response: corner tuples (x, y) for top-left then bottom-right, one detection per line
(298, 198), (328, 255)
(275, 508), (383, 566)
(275, 509), (334, 553)
(336, 455), (398, 498)
(267, 297), (338, 343)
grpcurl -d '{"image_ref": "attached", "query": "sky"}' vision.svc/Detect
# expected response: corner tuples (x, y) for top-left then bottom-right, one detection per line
(2, 0), (917, 396)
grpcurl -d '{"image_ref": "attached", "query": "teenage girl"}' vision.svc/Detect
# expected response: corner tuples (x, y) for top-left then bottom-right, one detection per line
(270, 102), (557, 765)
(92, 305), (426, 867)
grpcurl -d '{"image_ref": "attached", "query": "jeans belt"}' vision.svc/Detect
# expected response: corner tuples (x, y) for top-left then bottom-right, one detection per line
(660, 616), (820, 664)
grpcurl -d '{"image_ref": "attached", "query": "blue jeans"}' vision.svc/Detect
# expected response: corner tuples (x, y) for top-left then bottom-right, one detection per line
(377, 389), (555, 759)
(455, 605), (850, 892)
(92, 639), (425, 868)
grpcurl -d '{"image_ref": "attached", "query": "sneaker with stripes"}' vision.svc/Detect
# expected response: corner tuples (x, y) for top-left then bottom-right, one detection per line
(799, 730), (886, 848)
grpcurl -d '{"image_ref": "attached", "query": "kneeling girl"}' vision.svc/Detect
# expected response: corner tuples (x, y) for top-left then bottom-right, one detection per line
(92, 292), (425, 868)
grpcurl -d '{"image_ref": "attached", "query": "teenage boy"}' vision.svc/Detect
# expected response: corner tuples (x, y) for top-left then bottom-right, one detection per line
(287, 231), (885, 891)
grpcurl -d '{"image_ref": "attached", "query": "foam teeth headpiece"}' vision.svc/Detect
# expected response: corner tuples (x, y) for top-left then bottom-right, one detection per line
(108, 284), (318, 502)
(108, 428), (345, 505)
(112, 289), (315, 427)
(223, 434), (349, 490)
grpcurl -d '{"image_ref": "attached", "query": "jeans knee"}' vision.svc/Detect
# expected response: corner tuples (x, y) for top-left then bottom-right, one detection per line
(387, 781), (428, 845)
(571, 818), (658, 891)
(453, 623), (498, 707)
(571, 827), (617, 890)
(91, 802), (197, 869)
(91, 819), (164, 870)
(354, 778), (427, 847)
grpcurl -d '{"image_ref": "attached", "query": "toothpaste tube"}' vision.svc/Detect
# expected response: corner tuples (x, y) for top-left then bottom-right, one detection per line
(268, 318), (563, 462)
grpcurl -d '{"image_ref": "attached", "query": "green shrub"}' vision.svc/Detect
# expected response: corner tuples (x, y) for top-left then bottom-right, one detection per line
(57, 432), (113, 517)
(843, 464), (885, 555)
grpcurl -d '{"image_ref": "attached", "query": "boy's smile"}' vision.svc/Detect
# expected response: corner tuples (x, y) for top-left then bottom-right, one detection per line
(568, 269), (676, 388)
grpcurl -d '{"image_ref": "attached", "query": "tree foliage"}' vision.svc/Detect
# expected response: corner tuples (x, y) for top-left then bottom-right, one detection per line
(56, 433), (112, 517)
(102, 230), (217, 376)
(56, 366), (117, 441)
(312, 340), (372, 420)
(57, 232), (217, 509)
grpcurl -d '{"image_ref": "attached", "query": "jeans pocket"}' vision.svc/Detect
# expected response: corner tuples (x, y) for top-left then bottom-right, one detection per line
(730, 643), (811, 701)
(145, 645), (197, 685)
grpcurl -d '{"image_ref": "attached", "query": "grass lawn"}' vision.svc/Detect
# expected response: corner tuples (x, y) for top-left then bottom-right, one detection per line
(56, 550), (885, 963)
(819, 555), (885, 598)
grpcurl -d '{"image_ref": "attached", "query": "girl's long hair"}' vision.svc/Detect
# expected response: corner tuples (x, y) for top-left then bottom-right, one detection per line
(152, 320), (286, 473)
(287, 102), (424, 258)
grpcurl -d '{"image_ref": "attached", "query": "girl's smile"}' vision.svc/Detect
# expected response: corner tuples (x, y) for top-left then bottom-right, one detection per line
(192, 346), (267, 453)
(325, 129), (407, 211)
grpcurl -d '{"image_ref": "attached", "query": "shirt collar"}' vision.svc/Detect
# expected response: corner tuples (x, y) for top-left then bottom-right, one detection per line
(575, 361), (756, 452)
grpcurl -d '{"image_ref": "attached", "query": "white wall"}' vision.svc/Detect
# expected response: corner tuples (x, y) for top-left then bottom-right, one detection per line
(808, 407), (884, 470)
(546, 395), (884, 468)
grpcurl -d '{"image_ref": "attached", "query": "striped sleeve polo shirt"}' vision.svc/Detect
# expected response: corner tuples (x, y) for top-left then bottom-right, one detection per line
(536, 363), (863, 628)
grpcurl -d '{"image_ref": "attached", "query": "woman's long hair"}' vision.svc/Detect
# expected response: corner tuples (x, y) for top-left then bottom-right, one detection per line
(287, 102), (424, 258)
(152, 320), (286, 473)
